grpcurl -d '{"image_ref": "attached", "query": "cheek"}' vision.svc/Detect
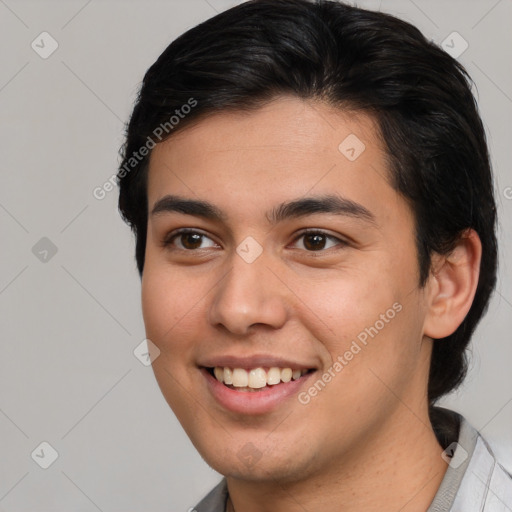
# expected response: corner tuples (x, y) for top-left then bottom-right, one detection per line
(316, 275), (425, 395)
(141, 264), (201, 352)
(297, 288), (424, 434)
(141, 266), (206, 414)
(295, 270), (400, 341)
(141, 270), (170, 341)
(295, 260), (423, 390)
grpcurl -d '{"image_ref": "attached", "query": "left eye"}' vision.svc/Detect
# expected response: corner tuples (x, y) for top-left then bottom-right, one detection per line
(165, 230), (218, 250)
(291, 231), (345, 251)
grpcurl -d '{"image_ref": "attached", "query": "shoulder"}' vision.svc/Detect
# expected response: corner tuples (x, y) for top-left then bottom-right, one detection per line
(430, 409), (512, 511)
(193, 479), (228, 512)
(453, 424), (512, 511)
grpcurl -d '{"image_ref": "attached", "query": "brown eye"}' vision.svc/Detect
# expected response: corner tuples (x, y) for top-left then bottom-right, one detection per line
(292, 230), (346, 252)
(180, 233), (203, 249)
(164, 230), (218, 250)
(303, 233), (328, 251)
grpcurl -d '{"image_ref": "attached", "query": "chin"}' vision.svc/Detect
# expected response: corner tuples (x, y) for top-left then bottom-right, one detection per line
(195, 435), (317, 484)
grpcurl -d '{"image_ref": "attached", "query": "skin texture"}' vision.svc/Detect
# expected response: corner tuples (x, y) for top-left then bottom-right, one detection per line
(142, 97), (481, 512)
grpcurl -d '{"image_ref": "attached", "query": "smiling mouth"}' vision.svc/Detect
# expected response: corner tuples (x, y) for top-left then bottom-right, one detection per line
(205, 366), (315, 392)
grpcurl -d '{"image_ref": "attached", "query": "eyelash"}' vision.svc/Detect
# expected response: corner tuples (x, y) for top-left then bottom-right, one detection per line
(162, 228), (348, 253)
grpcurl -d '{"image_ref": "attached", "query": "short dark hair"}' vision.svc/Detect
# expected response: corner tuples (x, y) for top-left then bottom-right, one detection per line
(117, 0), (498, 405)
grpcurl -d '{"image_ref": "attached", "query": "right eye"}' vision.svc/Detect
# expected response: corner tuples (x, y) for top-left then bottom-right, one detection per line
(163, 229), (219, 251)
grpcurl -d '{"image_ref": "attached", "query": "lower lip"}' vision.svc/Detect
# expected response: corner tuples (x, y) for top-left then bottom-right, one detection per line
(201, 368), (315, 415)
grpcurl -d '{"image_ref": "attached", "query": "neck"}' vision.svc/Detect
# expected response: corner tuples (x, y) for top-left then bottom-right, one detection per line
(226, 407), (448, 512)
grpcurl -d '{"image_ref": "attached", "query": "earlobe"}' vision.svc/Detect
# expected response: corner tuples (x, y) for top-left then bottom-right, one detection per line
(423, 229), (482, 339)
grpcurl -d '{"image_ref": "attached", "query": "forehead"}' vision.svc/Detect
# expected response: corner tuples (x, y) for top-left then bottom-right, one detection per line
(150, 96), (383, 168)
(146, 96), (401, 223)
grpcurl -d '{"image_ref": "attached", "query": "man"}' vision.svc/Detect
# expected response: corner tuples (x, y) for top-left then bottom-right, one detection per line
(117, 1), (511, 510)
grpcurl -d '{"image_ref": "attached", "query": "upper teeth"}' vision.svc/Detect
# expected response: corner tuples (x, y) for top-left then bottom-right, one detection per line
(213, 367), (308, 388)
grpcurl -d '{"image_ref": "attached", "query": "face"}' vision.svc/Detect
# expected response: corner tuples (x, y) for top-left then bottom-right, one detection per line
(142, 97), (433, 483)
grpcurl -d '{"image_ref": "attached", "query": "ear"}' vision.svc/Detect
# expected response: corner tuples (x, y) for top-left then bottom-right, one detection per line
(423, 229), (482, 339)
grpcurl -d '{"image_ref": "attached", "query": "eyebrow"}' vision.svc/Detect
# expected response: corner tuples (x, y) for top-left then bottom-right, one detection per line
(150, 194), (376, 225)
(151, 195), (227, 221)
(267, 195), (376, 225)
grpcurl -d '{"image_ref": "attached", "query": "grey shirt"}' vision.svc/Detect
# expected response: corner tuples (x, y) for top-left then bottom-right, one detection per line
(194, 411), (512, 511)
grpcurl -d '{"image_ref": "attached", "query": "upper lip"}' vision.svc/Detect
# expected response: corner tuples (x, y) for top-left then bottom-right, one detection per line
(198, 354), (318, 370)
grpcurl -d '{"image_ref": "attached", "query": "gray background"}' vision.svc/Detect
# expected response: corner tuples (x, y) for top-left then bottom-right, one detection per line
(0, 0), (511, 510)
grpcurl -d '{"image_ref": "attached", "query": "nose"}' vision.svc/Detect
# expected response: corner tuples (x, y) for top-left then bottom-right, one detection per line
(208, 250), (289, 336)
